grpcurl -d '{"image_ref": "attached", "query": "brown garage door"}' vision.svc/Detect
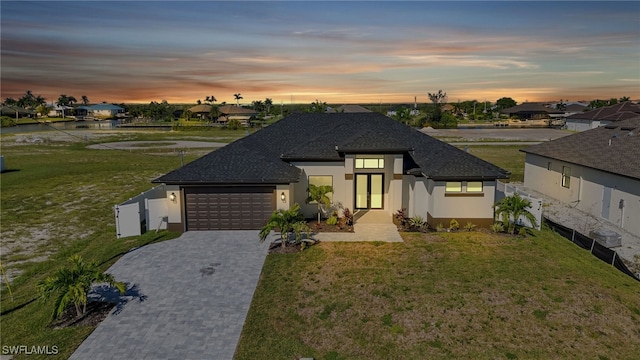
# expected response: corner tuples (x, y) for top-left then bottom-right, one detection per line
(184, 187), (275, 230)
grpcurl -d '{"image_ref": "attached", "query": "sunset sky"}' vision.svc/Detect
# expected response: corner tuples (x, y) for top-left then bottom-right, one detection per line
(2, 1), (639, 105)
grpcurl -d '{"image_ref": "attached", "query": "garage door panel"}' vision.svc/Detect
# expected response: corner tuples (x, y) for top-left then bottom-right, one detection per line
(184, 187), (275, 230)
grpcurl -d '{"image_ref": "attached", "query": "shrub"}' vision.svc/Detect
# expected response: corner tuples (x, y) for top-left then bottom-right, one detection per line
(326, 216), (338, 226)
(449, 219), (460, 231)
(342, 208), (353, 226)
(228, 118), (242, 130)
(1, 116), (17, 127)
(436, 223), (445, 232)
(464, 222), (476, 232)
(490, 222), (505, 233)
(409, 216), (426, 229)
(518, 226), (528, 237)
(394, 208), (407, 223)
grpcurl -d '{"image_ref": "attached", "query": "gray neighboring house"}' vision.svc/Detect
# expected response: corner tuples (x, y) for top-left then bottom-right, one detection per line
(89, 103), (126, 119)
(154, 112), (509, 232)
(565, 102), (640, 132)
(521, 117), (640, 238)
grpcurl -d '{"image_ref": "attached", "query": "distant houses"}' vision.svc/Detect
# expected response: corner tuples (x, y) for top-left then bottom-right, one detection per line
(565, 102), (640, 132)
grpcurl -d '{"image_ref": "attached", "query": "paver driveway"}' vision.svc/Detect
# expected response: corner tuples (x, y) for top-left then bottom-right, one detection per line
(70, 231), (272, 360)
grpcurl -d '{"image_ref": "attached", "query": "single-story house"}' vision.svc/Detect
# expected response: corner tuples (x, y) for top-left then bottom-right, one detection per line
(89, 103), (125, 119)
(521, 117), (640, 238)
(48, 104), (73, 117)
(501, 103), (563, 121)
(154, 112), (509, 232)
(1, 105), (35, 118)
(217, 105), (257, 125)
(565, 102), (640, 132)
(188, 104), (214, 120)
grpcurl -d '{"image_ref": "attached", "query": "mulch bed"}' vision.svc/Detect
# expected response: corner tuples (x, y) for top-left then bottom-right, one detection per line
(49, 301), (116, 329)
(306, 219), (354, 233)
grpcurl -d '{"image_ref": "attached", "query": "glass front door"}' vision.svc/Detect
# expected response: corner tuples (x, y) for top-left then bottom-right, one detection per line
(355, 174), (383, 209)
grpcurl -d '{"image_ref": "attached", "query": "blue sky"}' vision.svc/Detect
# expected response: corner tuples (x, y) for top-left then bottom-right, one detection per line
(1, 1), (639, 105)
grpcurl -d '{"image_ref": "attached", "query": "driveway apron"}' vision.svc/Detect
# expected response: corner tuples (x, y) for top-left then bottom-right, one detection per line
(70, 231), (272, 360)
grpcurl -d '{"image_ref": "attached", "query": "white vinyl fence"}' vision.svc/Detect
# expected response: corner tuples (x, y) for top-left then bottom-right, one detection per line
(495, 181), (543, 230)
(114, 184), (168, 238)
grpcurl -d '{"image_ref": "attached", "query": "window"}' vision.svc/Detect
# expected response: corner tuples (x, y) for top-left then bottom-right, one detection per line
(445, 182), (462, 192)
(308, 175), (333, 202)
(562, 166), (571, 188)
(355, 156), (384, 169)
(466, 181), (483, 193)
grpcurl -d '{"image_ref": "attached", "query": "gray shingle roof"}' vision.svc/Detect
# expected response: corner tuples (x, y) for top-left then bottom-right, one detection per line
(155, 113), (509, 184)
(566, 102), (640, 121)
(521, 117), (640, 180)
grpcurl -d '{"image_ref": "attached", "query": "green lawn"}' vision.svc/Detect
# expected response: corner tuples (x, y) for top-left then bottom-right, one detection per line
(463, 145), (526, 182)
(0, 128), (247, 359)
(236, 231), (640, 360)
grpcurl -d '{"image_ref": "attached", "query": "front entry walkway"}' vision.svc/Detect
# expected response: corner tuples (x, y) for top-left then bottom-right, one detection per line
(313, 210), (403, 242)
(70, 231), (272, 360)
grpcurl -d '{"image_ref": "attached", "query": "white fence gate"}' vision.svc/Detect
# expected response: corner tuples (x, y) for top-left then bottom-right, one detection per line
(495, 181), (543, 230)
(114, 184), (168, 238)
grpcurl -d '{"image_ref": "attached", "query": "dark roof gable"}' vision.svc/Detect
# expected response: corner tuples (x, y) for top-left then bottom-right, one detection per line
(567, 102), (640, 121)
(155, 113), (509, 184)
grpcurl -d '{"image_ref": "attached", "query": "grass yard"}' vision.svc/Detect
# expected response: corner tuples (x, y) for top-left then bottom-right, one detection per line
(463, 145), (526, 182)
(0, 128), (247, 359)
(236, 231), (640, 360)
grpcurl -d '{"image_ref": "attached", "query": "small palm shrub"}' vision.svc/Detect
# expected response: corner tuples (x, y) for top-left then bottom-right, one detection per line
(449, 219), (460, 231)
(464, 222), (476, 232)
(409, 216), (426, 230)
(38, 255), (126, 320)
(490, 222), (505, 233)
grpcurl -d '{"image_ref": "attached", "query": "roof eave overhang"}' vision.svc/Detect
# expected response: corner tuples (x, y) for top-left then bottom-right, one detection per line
(154, 179), (299, 186)
(338, 147), (413, 154)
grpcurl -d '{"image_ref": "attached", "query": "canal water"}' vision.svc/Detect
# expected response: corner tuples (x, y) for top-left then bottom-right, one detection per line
(0, 120), (171, 134)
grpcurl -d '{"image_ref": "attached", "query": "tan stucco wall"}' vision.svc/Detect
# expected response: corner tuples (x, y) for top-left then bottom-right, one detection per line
(524, 153), (640, 237)
(429, 180), (496, 224)
(291, 162), (349, 219)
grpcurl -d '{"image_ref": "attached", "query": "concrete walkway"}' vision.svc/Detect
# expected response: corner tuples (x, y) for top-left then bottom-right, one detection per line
(70, 231), (272, 360)
(313, 210), (403, 242)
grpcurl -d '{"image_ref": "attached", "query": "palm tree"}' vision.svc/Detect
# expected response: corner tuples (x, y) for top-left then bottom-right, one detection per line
(493, 193), (537, 235)
(259, 203), (305, 248)
(265, 98), (273, 115)
(205, 95), (217, 104)
(234, 93), (243, 106)
(81, 95), (90, 105)
(306, 184), (333, 224)
(38, 255), (126, 320)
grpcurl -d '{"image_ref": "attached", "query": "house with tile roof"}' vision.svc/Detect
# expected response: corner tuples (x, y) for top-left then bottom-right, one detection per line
(521, 117), (640, 238)
(154, 112), (509, 232)
(217, 105), (257, 125)
(565, 102), (640, 132)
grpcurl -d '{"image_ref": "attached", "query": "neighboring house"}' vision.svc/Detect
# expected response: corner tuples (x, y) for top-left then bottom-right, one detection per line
(89, 103), (125, 119)
(48, 105), (73, 117)
(565, 102), (640, 132)
(154, 112), (509, 232)
(501, 103), (563, 121)
(188, 104), (213, 120)
(1, 105), (35, 118)
(217, 105), (257, 125)
(521, 117), (640, 238)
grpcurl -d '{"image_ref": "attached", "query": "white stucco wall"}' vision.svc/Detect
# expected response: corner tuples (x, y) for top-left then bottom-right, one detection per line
(429, 181), (496, 220)
(291, 162), (348, 218)
(165, 185), (182, 225)
(524, 153), (640, 237)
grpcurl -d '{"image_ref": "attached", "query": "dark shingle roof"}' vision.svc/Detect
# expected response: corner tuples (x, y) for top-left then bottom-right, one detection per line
(155, 113), (509, 184)
(566, 102), (640, 121)
(521, 117), (640, 180)
(500, 103), (563, 114)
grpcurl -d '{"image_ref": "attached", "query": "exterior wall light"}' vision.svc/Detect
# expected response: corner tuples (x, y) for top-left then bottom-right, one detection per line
(280, 192), (286, 203)
(169, 192), (176, 203)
